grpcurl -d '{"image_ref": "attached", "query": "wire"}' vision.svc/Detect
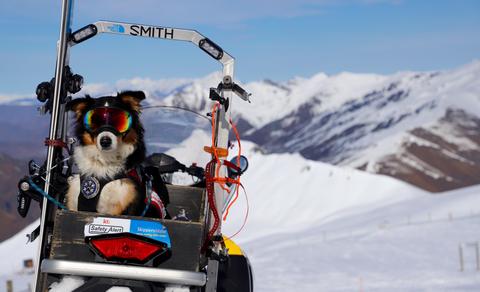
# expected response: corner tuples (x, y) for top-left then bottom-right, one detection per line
(222, 118), (242, 221)
(204, 103), (249, 243)
(224, 184), (249, 240)
(204, 103), (222, 243)
(28, 178), (67, 210)
(143, 105), (211, 122)
(140, 180), (153, 217)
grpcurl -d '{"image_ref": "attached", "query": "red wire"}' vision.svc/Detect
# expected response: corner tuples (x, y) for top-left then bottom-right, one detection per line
(205, 161), (220, 242)
(224, 184), (249, 240)
(205, 104), (249, 244)
(223, 185), (239, 221)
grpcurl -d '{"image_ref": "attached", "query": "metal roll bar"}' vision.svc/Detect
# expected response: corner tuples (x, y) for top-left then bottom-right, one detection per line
(73, 21), (234, 77)
(41, 259), (207, 286)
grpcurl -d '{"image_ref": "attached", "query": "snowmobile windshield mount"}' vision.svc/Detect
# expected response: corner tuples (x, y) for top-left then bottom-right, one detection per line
(70, 21), (237, 83)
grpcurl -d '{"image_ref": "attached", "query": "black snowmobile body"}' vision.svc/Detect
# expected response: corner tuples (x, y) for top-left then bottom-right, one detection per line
(42, 184), (252, 292)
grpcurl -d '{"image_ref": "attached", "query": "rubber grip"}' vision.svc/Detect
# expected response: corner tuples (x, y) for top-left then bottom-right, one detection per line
(17, 192), (31, 218)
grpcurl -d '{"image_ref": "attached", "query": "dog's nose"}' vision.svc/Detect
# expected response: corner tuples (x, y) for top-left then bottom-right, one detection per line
(100, 136), (112, 149)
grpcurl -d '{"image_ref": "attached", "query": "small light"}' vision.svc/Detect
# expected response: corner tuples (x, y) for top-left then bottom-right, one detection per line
(71, 24), (97, 44)
(20, 182), (30, 192)
(199, 38), (224, 60)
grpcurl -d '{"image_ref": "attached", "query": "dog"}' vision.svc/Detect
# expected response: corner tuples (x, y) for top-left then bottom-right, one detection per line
(65, 90), (148, 216)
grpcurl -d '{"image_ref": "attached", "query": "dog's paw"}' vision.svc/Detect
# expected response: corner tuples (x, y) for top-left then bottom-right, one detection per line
(96, 178), (138, 215)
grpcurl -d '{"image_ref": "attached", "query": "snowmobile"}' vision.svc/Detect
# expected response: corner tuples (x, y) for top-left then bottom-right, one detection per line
(15, 0), (253, 291)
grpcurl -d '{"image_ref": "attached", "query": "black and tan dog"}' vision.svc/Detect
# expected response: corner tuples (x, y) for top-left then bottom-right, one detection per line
(65, 91), (154, 216)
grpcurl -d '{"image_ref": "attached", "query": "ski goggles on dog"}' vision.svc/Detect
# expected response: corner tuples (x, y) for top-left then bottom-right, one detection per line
(84, 107), (132, 134)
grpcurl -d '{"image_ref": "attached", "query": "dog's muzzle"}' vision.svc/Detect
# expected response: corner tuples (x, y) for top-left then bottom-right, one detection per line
(96, 131), (118, 152)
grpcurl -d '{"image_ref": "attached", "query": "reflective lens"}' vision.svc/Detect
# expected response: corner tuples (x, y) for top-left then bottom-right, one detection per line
(84, 108), (132, 133)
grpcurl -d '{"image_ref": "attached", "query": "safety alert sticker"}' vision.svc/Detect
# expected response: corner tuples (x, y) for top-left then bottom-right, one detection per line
(84, 217), (171, 247)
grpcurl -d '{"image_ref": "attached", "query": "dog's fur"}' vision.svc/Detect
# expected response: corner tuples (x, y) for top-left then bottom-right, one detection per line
(65, 91), (146, 215)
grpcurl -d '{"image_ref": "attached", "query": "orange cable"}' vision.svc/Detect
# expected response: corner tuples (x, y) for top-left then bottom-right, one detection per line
(207, 103), (249, 240)
(224, 184), (249, 240)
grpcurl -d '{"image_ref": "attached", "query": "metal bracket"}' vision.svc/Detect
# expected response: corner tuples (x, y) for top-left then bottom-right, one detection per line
(205, 259), (219, 292)
(217, 79), (251, 103)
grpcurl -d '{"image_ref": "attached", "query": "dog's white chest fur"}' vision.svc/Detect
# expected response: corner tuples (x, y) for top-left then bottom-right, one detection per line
(66, 143), (138, 215)
(73, 144), (135, 178)
(66, 175), (137, 215)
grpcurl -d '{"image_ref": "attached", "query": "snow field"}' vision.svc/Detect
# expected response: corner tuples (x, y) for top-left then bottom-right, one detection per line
(1, 142), (480, 291)
(244, 188), (480, 291)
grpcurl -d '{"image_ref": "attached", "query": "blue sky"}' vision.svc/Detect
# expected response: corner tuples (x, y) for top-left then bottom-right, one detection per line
(0, 0), (479, 94)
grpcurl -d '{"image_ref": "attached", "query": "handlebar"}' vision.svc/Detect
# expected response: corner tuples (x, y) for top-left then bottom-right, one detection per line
(184, 164), (205, 180)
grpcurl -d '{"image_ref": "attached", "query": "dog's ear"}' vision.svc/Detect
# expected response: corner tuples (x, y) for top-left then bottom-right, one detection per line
(118, 91), (146, 112)
(67, 96), (94, 119)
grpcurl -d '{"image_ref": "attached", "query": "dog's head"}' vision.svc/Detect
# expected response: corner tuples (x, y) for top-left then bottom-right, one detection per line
(68, 91), (146, 170)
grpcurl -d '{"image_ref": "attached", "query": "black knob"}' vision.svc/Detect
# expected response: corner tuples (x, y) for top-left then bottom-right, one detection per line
(36, 82), (52, 102)
(68, 74), (84, 94)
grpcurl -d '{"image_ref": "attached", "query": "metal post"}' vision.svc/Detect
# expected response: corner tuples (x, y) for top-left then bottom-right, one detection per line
(6, 280), (13, 292)
(205, 259), (219, 292)
(211, 62), (234, 246)
(357, 277), (364, 292)
(475, 242), (480, 271)
(459, 244), (464, 272)
(33, 0), (73, 290)
(212, 102), (230, 238)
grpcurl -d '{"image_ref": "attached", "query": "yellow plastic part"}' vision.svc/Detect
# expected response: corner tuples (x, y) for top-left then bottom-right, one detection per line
(223, 236), (244, 256)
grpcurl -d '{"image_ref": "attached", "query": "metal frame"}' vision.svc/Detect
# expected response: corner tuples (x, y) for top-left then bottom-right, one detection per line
(41, 259), (207, 286)
(72, 20), (235, 77)
(34, 0), (74, 290)
(34, 1), (239, 290)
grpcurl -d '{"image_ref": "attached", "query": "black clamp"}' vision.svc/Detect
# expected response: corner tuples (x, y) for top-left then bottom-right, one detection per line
(209, 88), (229, 111)
(208, 76), (252, 109)
(217, 76), (252, 103)
(36, 66), (83, 113)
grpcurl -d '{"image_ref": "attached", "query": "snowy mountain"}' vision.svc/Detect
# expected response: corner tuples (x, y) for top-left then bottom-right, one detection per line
(2, 61), (480, 192)
(2, 61), (479, 291)
(162, 61), (480, 192)
(2, 141), (480, 291)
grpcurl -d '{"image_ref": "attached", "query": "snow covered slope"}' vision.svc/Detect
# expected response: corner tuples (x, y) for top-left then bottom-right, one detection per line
(0, 220), (38, 292)
(3, 142), (478, 291)
(222, 142), (425, 241)
(228, 143), (480, 291)
(244, 185), (480, 292)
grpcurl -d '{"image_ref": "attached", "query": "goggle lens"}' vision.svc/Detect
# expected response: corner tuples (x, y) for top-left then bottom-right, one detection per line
(84, 108), (132, 134)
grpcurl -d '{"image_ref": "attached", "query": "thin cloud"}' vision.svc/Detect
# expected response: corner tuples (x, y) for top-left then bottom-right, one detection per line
(76, 0), (329, 26)
(2, 0), (403, 27)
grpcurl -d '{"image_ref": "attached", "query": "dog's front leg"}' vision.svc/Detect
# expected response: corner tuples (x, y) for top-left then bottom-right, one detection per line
(65, 175), (80, 210)
(96, 178), (138, 215)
